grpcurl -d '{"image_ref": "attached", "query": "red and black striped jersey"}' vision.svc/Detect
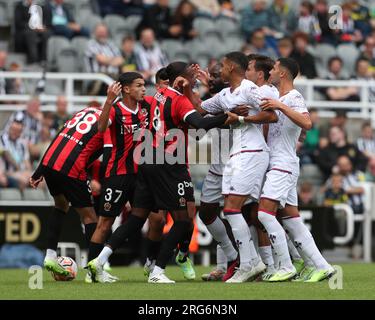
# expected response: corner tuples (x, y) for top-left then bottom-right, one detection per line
(41, 107), (104, 180)
(146, 87), (196, 159)
(104, 100), (150, 177)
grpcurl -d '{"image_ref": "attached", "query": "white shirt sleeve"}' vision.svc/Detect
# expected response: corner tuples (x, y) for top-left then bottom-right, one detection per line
(201, 94), (223, 114)
(290, 93), (308, 113)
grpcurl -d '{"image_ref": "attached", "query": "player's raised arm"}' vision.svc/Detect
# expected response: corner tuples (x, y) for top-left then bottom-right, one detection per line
(98, 82), (121, 132)
(261, 98), (312, 130)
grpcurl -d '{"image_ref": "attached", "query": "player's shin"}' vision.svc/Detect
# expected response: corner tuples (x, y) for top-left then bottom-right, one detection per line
(46, 207), (66, 255)
(152, 220), (191, 276)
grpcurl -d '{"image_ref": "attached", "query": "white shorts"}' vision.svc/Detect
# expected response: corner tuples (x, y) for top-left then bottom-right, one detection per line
(201, 170), (224, 204)
(222, 151), (269, 201)
(261, 168), (298, 208)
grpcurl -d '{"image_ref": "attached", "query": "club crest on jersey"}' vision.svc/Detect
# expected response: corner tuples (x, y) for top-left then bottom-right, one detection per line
(104, 202), (111, 211)
(122, 116), (126, 123)
(141, 108), (148, 116)
(179, 197), (186, 207)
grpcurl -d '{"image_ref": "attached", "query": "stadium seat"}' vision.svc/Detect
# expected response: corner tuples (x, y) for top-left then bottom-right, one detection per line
(123, 15), (142, 33)
(56, 47), (80, 72)
(215, 17), (241, 38)
(222, 36), (245, 53)
(47, 36), (71, 70)
(0, 188), (22, 201)
(172, 50), (191, 62)
(71, 36), (89, 62)
(193, 17), (219, 39)
(337, 44), (360, 76)
(22, 189), (47, 201)
(104, 14), (128, 38)
(0, 1), (8, 26)
(300, 164), (324, 186)
(314, 43), (337, 75)
(78, 14), (102, 35)
(160, 39), (185, 61)
(145, 85), (156, 96)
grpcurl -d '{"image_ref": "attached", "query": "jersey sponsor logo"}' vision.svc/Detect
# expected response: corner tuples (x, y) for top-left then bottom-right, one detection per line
(179, 197), (186, 207)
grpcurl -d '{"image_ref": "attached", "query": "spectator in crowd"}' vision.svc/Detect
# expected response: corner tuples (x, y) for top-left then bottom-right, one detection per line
(136, 0), (173, 40)
(170, 0), (198, 41)
(298, 108), (320, 164)
(315, 126), (368, 179)
(0, 51), (7, 95)
(247, 29), (278, 60)
(29, 125), (53, 165)
(298, 181), (316, 206)
(357, 121), (375, 158)
(135, 28), (169, 84)
(268, 0), (298, 37)
(6, 63), (25, 95)
(349, 0), (372, 38)
(14, 0), (50, 64)
(51, 96), (70, 133)
(0, 159), (8, 188)
(120, 35), (139, 73)
(277, 37), (293, 58)
(352, 57), (375, 102)
(0, 121), (32, 190)
(337, 2), (363, 44)
(241, 0), (270, 41)
(44, 0), (90, 39)
(360, 36), (375, 72)
(322, 56), (359, 101)
(297, 1), (321, 41)
(315, 0), (337, 45)
(5, 97), (43, 146)
(323, 173), (349, 206)
(85, 23), (123, 93)
(333, 155), (365, 214)
(365, 156), (375, 182)
(217, 0), (238, 21)
(290, 32), (317, 79)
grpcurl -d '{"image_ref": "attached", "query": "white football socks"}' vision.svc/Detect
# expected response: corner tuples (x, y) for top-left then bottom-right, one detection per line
(225, 212), (252, 269)
(258, 210), (294, 271)
(206, 216), (238, 262)
(97, 246), (113, 266)
(216, 245), (227, 271)
(282, 217), (331, 270)
(258, 246), (275, 271)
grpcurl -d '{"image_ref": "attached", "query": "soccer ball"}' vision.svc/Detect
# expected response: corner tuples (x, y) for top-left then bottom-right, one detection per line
(52, 256), (78, 281)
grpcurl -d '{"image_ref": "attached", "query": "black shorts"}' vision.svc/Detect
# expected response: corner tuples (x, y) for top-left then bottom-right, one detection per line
(133, 164), (195, 211)
(42, 166), (92, 208)
(99, 174), (137, 217)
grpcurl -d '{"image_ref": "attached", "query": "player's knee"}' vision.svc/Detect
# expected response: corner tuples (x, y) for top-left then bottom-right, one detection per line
(258, 210), (275, 224)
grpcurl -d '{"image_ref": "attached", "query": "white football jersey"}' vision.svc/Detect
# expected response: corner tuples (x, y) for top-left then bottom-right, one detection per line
(267, 89), (308, 172)
(208, 127), (232, 175)
(201, 79), (269, 155)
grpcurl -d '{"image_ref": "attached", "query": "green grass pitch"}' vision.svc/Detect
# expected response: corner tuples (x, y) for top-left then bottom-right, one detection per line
(1, 264), (375, 300)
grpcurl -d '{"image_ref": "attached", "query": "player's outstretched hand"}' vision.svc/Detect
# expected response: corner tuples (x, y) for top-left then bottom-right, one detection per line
(261, 98), (281, 111)
(106, 82), (121, 102)
(173, 76), (189, 90)
(225, 111), (239, 125)
(29, 176), (43, 189)
(197, 68), (209, 87)
(232, 105), (250, 116)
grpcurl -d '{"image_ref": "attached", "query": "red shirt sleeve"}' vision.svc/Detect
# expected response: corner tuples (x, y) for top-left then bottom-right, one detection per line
(103, 128), (112, 146)
(174, 95), (196, 124)
(108, 106), (116, 126)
